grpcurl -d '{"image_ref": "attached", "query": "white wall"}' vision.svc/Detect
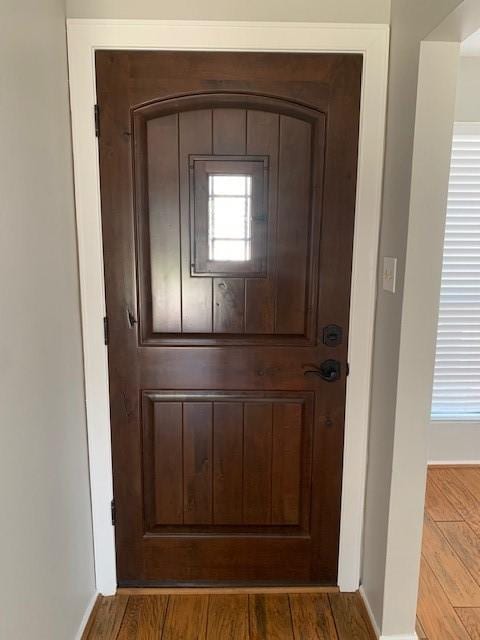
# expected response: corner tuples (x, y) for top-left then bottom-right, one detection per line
(0, 1), (96, 638)
(455, 56), (480, 120)
(66, 0), (390, 22)
(361, 0), (462, 636)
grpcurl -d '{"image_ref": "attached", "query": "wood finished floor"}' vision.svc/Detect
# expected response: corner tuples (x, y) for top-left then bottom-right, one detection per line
(417, 466), (480, 640)
(82, 591), (376, 639)
(83, 465), (480, 639)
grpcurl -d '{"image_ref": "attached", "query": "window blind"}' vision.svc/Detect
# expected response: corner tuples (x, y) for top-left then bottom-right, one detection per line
(432, 124), (480, 420)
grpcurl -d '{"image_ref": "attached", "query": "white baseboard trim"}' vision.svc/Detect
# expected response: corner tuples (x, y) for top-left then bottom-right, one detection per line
(74, 591), (99, 640)
(359, 586), (418, 640)
(359, 586), (381, 638)
(428, 460), (480, 465)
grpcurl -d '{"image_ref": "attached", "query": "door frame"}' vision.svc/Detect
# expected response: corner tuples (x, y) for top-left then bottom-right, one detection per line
(67, 18), (389, 596)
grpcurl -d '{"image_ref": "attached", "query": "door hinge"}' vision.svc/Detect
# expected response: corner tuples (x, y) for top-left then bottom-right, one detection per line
(103, 316), (109, 345)
(111, 499), (116, 526)
(346, 362), (350, 377)
(94, 104), (100, 137)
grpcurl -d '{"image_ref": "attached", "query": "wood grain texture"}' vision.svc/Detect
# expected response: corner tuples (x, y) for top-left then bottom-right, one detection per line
(183, 403), (213, 524)
(416, 618), (427, 639)
(430, 468), (480, 536)
(455, 468), (480, 502)
(84, 595), (129, 640)
(213, 278), (245, 333)
(437, 521), (480, 585)
(243, 402), (273, 524)
(417, 466), (480, 640)
(162, 595), (209, 640)
(179, 109), (213, 333)
(425, 473), (462, 522)
(289, 593), (338, 640)
(417, 556), (470, 640)
(249, 594), (294, 640)
(97, 50), (362, 584)
(421, 513), (480, 606)
(84, 591), (377, 640)
(328, 593), (375, 640)
(457, 608), (480, 640)
(117, 595), (168, 640)
(213, 402), (244, 524)
(206, 594), (248, 640)
(272, 403), (302, 525)
(147, 114), (181, 333)
(152, 402), (183, 525)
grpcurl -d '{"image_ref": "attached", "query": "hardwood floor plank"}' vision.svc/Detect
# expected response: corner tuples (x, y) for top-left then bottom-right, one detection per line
(417, 556), (470, 640)
(85, 595), (129, 640)
(416, 617), (427, 639)
(422, 513), (480, 606)
(289, 593), (338, 640)
(81, 596), (102, 640)
(162, 595), (209, 640)
(456, 608), (480, 639)
(117, 595), (168, 639)
(249, 594), (294, 639)
(438, 521), (480, 585)
(454, 467), (480, 502)
(429, 468), (480, 536)
(206, 594), (248, 639)
(328, 593), (375, 640)
(425, 472), (462, 522)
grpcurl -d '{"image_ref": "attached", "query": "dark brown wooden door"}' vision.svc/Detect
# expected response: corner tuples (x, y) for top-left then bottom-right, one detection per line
(96, 51), (361, 586)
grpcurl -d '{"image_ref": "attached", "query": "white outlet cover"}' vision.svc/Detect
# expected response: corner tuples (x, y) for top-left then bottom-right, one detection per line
(383, 257), (397, 293)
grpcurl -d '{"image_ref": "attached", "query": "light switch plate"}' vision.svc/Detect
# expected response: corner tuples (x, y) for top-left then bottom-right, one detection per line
(383, 257), (397, 293)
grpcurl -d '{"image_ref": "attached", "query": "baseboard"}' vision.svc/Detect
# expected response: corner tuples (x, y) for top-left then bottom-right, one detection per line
(359, 586), (418, 640)
(428, 461), (480, 466)
(74, 591), (99, 640)
(359, 586), (381, 638)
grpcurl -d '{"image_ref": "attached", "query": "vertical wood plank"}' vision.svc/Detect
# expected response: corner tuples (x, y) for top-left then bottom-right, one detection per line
(289, 593), (338, 640)
(272, 403), (302, 525)
(213, 402), (244, 524)
(213, 278), (245, 333)
(249, 594), (294, 640)
(213, 109), (247, 154)
(243, 402), (273, 524)
(162, 595), (209, 640)
(184, 403), (213, 524)
(275, 116), (311, 334)
(328, 593), (375, 640)
(147, 114), (181, 332)
(179, 109), (213, 332)
(84, 595), (129, 640)
(206, 595), (249, 639)
(117, 595), (168, 640)
(153, 403), (183, 524)
(245, 110), (279, 334)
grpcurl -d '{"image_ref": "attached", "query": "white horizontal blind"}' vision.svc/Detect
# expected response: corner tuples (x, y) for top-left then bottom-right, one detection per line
(432, 123), (480, 420)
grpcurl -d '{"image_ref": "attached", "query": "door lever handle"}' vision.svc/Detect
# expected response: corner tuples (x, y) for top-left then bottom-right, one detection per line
(303, 360), (341, 382)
